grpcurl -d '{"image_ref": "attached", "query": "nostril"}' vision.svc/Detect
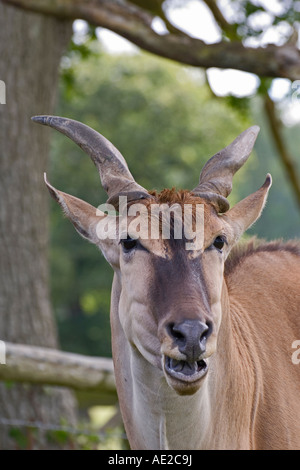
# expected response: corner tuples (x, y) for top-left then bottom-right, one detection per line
(199, 321), (212, 344)
(168, 323), (185, 342)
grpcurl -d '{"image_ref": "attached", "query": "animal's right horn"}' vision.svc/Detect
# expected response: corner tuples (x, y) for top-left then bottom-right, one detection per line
(192, 126), (260, 213)
(32, 115), (150, 207)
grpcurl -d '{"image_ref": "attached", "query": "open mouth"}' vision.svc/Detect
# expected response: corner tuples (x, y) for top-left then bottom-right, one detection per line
(164, 355), (208, 383)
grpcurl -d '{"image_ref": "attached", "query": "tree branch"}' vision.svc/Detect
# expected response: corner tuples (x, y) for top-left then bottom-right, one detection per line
(0, 342), (117, 395)
(201, 0), (238, 39)
(2, 0), (300, 80)
(264, 94), (300, 210)
(128, 0), (190, 36)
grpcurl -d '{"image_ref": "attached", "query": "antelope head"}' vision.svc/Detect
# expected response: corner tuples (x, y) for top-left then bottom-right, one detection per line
(33, 116), (271, 396)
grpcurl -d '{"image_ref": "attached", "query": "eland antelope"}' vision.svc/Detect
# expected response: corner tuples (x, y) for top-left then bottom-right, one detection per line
(33, 116), (300, 450)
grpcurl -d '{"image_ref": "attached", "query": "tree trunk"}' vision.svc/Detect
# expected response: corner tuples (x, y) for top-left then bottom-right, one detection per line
(0, 3), (76, 449)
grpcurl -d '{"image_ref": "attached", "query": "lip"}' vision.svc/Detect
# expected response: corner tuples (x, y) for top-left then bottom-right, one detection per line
(164, 355), (208, 384)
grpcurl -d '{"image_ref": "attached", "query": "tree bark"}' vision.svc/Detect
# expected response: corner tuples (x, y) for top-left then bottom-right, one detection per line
(2, 0), (300, 80)
(0, 3), (76, 449)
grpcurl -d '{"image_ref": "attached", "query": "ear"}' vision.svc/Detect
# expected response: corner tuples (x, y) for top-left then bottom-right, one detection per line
(223, 174), (272, 244)
(44, 174), (119, 267)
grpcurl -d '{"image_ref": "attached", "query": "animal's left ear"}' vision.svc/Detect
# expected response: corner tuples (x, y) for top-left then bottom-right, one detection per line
(44, 174), (120, 268)
(223, 174), (272, 243)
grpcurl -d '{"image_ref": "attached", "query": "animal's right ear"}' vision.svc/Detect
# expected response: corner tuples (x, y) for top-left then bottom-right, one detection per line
(44, 174), (119, 268)
(222, 174), (272, 245)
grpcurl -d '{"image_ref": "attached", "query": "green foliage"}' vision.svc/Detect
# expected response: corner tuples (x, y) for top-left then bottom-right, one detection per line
(7, 422), (124, 450)
(9, 427), (28, 449)
(257, 77), (273, 96)
(230, 0), (300, 40)
(224, 95), (251, 117)
(46, 429), (70, 446)
(4, 381), (15, 389)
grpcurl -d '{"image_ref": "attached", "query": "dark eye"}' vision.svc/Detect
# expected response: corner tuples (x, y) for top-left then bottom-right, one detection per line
(121, 236), (137, 252)
(213, 236), (226, 252)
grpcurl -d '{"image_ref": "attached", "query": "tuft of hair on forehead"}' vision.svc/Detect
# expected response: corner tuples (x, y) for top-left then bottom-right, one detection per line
(125, 187), (219, 225)
(148, 188), (209, 207)
(126, 188), (220, 245)
(146, 188), (219, 227)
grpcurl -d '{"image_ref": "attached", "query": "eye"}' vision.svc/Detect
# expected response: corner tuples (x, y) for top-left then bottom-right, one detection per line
(121, 236), (137, 252)
(213, 235), (226, 252)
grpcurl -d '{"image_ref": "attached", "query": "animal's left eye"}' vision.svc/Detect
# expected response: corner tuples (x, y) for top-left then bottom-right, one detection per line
(213, 236), (226, 252)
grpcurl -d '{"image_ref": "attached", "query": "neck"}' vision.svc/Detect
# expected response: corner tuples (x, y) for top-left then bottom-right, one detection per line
(111, 278), (256, 450)
(129, 348), (212, 449)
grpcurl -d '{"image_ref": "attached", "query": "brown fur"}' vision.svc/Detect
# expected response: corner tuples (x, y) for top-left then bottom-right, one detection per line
(148, 188), (202, 206)
(225, 237), (300, 277)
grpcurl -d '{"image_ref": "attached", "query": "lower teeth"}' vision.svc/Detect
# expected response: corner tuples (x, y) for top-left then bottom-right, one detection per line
(168, 358), (205, 376)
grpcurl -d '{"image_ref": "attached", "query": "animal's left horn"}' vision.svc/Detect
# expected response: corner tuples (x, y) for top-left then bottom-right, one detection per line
(32, 115), (149, 207)
(192, 126), (260, 213)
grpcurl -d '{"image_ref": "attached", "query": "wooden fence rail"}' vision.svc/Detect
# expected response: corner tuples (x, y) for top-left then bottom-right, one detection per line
(0, 342), (116, 395)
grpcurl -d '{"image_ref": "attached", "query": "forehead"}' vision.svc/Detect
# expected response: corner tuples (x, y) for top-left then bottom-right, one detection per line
(123, 192), (224, 259)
